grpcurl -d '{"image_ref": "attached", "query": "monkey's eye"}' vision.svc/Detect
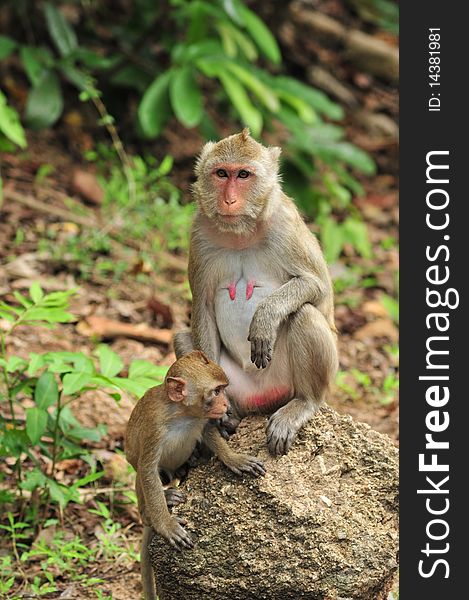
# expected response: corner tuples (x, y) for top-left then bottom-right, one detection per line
(237, 169), (250, 179)
(216, 169), (228, 178)
(213, 387), (221, 396)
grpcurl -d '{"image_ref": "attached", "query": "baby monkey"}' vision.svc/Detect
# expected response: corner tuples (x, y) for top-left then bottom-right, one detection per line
(125, 350), (265, 600)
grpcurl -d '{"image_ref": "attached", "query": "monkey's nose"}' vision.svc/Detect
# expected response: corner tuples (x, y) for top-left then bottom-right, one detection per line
(224, 196), (237, 205)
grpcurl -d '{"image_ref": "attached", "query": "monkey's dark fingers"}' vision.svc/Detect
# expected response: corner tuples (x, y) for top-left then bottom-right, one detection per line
(267, 427), (295, 456)
(164, 489), (186, 507)
(241, 456), (266, 477)
(228, 455), (266, 477)
(250, 339), (272, 369)
(266, 414), (297, 456)
(167, 523), (194, 550)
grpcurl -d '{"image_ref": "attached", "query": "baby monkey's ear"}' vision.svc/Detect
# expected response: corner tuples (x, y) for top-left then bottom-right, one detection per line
(166, 377), (188, 402)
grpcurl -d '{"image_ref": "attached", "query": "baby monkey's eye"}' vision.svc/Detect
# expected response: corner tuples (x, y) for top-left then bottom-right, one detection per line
(216, 169), (228, 178)
(237, 169), (250, 179)
(213, 386), (223, 396)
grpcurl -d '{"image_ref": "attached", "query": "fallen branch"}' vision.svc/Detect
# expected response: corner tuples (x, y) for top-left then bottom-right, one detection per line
(77, 315), (172, 345)
(4, 187), (96, 228)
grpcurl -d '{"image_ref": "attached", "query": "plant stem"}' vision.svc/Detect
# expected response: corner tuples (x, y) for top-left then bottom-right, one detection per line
(90, 94), (137, 236)
(0, 331), (14, 423)
(50, 393), (63, 480)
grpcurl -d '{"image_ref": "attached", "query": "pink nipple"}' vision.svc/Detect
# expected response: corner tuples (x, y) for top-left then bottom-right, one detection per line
(246, 279), (255, 300)
(228, 282), (236, 301)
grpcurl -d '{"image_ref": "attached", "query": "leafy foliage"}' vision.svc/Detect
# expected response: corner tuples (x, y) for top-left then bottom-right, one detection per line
(0, 284), (167, 510)
(0, 0), (377, 261)
(0, 91), (27, 151)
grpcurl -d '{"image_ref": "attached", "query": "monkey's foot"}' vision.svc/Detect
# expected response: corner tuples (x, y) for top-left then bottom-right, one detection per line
(266, 412), (298, 456)
(164, 488), (186, 507)
(224, 453), (266, 477)
(160, 517), (194, 551)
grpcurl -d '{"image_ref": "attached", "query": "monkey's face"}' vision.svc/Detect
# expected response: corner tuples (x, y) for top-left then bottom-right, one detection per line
(202, 384), (229, 419)
(166, 351), (230, 419)
(193, 130), (281, 234)
(211, 163), (259, 218)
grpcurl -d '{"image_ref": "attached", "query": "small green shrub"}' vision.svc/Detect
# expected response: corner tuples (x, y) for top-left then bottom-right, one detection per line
(0, 284), (168, 510)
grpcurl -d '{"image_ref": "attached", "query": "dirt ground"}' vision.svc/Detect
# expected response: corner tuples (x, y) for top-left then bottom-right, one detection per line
(0, 3), (398, 597)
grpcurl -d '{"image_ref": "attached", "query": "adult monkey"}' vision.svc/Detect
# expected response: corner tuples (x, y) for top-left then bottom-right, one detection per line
(175, 129), (338, 455)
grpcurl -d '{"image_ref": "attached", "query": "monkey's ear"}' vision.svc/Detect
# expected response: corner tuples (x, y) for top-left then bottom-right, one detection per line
(166, 377), (188, 402)
(193, 350), (210, 364)
(195, 142), (216, 176)
(269, 146), (281, 162)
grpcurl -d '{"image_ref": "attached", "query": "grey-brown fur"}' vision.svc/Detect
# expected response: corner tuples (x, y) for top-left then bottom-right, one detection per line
(176, 130), (339, 455)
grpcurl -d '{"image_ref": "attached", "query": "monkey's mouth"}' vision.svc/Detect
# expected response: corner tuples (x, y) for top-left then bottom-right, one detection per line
(218, 214), (241, 221)
(208, 411), (227, 419)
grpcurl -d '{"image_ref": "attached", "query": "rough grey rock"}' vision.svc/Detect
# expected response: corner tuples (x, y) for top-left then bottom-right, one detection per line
(149, 407), (399, 600)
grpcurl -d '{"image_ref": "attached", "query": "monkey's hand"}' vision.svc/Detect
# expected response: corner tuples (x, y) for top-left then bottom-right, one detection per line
(164, 488), (186, 508)
(159, 516), (194, 551)
(248, 307), (279, 369)
(223, 453), (266, 477)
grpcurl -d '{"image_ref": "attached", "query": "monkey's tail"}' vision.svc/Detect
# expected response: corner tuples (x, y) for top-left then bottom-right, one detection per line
(141, 526), (157, 600)
(173, 330), (194, 359)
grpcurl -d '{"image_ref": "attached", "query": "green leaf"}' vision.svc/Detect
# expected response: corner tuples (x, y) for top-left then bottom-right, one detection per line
(46, 479), (70, 507)
(97, 345), (123, 378)
(277, 92), (317, 124)
(216, 22), (238, 58)
(169, 66), (203, 128)
(44, 2), (78, 57)
(72, 354), (95, 374)
(110, 377), (153, 398)
(27, 353), (45, 376)
(225, 62), (279, 112)
(20, 469), (47, 492)
(62, 371), (92, 396)
(0, 310), (15, 322)
(313, 141), (376, 175)
(272, 76), (343, 120)
(19, 46), (53, 86)
(381, 294), (399, 324)
(0, 91), (27, 149)
(61, 64), (94, 92)
(222, 0), (245, 25)
(229, 26), (258, 61)
(13, 291), (32, 308)
(35, 372), (59, 409)
(238, 5), (281, 64)
(29, 282), (44, 303)
(0, 35), (16, 60)
(24, 70), (63, 130)
(6, 356), (27, 373)
(72, 471), (104, 488)
(138, 70), (172, 138)
(342, 217), (372, 258)
(67, 425), (102, 442)
(23, 307), (74, 324)
(73, 48), (120, 70)
(41, 289), (76, 307)
(26, 407), (48, 444)
(320, 217), (344, 263)
(129, 360), (168, 381)
(218, 72), (262, 136)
